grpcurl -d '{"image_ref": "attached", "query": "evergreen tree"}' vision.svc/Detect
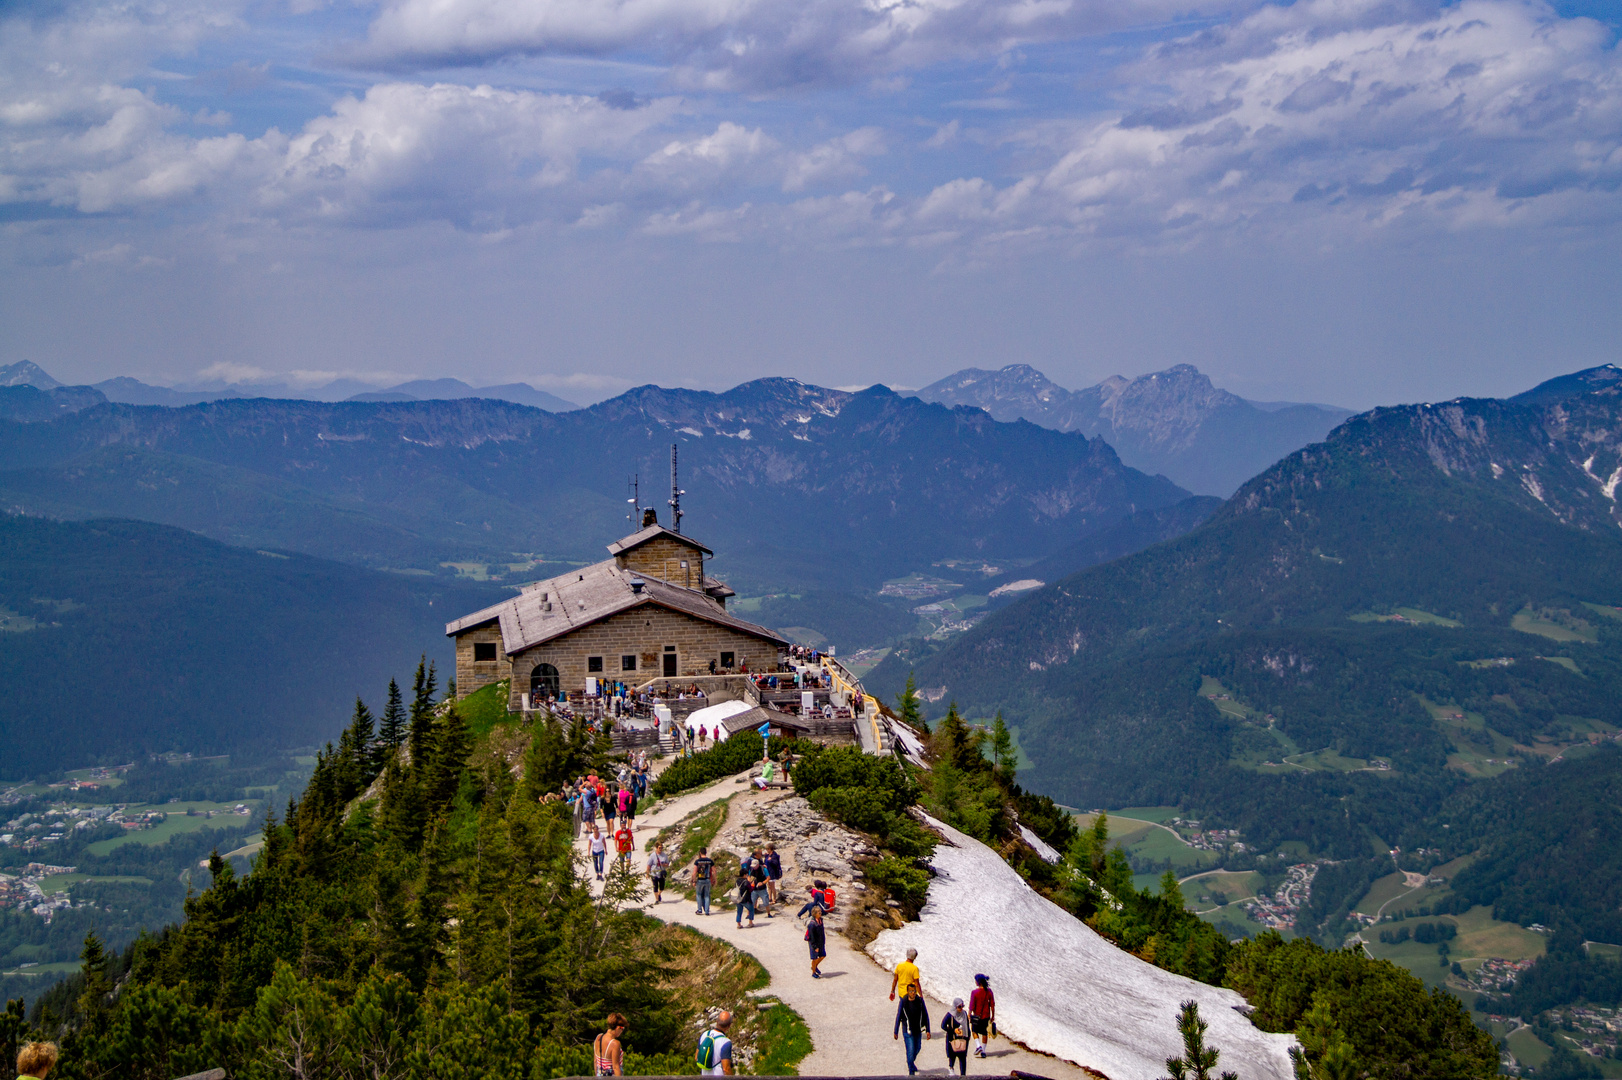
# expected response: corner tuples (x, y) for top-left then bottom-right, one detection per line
(1160, 869), (1186, 912)
(989, 712), (1017, 779)
(408, 657), (438, 768)
(897, 672), (924, 732)
(378, 677), (407, 760)
(77, 932), (112, 1022)
(1162, 1001), (1237, 1080)
(338, 696), (377, 797)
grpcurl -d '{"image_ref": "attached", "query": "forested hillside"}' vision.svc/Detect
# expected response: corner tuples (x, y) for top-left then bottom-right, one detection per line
(870, 369), (1622, 941)
(0, 516), (505, 772)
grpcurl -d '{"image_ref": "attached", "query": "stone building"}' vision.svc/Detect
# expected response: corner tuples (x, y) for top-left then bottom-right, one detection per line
(446, 515), (787, 710)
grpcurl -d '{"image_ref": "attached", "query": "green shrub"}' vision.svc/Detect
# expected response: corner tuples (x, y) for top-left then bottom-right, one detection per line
(651, 734), (785, 799)
(806, 786), (896, 835)
(866, 857), (930, 912)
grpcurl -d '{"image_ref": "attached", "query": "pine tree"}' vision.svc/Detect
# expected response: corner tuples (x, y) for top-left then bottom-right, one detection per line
(1162, 1000), (1236, 1080)
(989, 712), (1017, 779)
(408, 657), (438, 768)
(897, 672), (924, 732)
(1160, 869), (1186, 912)
(340, 696), (377, 796)
(378, 678), (407, 760)
(77, 931), (112, 1021)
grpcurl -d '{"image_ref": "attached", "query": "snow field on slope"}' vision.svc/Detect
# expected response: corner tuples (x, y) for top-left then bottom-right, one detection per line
(868, 815), (1298, 1080)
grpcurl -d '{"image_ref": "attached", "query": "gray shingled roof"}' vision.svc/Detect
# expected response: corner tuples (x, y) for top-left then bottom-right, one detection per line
(445, 557), (784, 655)
(605, 523), (713, 557)
(721, 705), (811, 735)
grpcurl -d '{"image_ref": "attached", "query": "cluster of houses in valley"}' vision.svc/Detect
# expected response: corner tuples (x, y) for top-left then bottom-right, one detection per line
(0, 863), (78, 921)
(1244, 863), (1318, 930)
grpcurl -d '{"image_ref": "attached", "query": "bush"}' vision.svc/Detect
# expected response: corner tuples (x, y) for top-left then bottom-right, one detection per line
(865, 857), (930, 913)
(807, 787), (896, 835)
(651, 735), (784, 799)
(791, 745), (913, 805)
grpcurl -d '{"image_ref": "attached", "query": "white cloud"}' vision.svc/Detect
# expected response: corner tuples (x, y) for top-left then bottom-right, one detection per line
(357, 0), (1251, 91)
(916, 0), (1622, 244)
(782, 126), (885, 191)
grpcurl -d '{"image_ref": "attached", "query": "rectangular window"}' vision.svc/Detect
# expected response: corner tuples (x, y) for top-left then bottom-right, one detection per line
(587, 656), (604, 673)
(720, 651), (735, 668)
(621, 655), (637, 672)
(473, 642), (498, 662)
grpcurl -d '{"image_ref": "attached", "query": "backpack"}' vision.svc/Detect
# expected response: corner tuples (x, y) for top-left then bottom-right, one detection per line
(697, 1032), (719, 1068)
(821, 887), (836, 910)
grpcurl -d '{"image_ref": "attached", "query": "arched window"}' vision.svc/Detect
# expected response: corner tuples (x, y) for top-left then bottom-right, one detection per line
(530, 663), (560, 700)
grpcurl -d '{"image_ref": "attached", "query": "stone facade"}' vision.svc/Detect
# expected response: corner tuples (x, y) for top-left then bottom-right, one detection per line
(614, 535), (706, 591)
(503, 604), (779, 711)
(454, 624), (513, 698)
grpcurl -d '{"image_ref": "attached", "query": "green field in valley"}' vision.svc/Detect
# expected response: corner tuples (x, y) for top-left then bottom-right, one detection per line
(1512, 605), (1598, 642)
(85, 801), (257, 854)
(1348, 607), (1461, 627)
(38, 873), (153, 894)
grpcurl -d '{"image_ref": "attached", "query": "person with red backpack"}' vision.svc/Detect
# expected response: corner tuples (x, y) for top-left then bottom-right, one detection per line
(796, 880), (831, 919)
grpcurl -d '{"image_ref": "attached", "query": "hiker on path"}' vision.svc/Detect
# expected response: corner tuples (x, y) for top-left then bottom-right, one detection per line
(589, 826), (608, 880)
(16, 1041), (58, 1080)
(941, 998), (971, 1076)
(594, 1013), (628, 1076)
(617, 784), (633, 829)
(697, 1011), (735, 1075)
(805, 909), (827, 978)
(693, 847), (715, 915)
(889, 947), (921, 1000)
(748, 853), (771, 918)
(735, 867), (756, 928)
(796, 880), (828, 919)
(969, 973), (996, 1057)
(893, 982), (931, 1075)
(764, 844), (782, 904)
(647, 841), (672, 904)
(614, 823), (635, 869)
(625, 785), (638, 832)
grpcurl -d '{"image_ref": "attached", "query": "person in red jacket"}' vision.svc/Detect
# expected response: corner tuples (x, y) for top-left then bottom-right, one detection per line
(968, 973), (995, 1057)
(614, 824), (635, 869)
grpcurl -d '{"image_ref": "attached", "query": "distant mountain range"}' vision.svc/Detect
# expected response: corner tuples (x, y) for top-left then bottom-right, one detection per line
(870, 363), (1622, 944)
(913, 364), (1352, 496)
(0, 377), (1189, 594)
(0, 361), (579, 412)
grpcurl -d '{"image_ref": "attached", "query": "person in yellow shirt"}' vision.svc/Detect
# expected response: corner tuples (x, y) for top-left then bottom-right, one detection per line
(889, 948), (921, 1001)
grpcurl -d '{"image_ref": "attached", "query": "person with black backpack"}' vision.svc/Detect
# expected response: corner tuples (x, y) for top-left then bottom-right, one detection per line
(735, 867), (755, 928)
(805, 908), (827, 978)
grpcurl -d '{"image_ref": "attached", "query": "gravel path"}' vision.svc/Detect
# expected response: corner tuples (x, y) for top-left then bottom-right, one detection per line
(577, 774), (1095, 1079)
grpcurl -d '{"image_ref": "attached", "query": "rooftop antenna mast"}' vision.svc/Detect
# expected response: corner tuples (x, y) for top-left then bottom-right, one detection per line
(626, 474), (640, 528)
(669, 443), (684, 534)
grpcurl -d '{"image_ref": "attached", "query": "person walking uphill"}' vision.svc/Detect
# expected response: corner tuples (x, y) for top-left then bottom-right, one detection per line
(893, 983), (931, 1075)
(589, 826), (608, 880)
(941, 998), (972, 1076)
(647, 841), (672, 904)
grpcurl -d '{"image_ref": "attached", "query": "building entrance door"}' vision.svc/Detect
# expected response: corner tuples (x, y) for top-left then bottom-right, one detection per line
(662, 651), (678, 677)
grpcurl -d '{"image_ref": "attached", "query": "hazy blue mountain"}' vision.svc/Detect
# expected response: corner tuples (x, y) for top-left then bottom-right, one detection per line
(914, 363), (1352, 496)
(0, 361), (63, 390)
(0, 515), (506, 773)
(0, 384), (107, 422)
(870, 365), (1622, 866)
(92, 377), (225, 406)
(0, 380), (1189, 593)
(372, 378), (580, 411)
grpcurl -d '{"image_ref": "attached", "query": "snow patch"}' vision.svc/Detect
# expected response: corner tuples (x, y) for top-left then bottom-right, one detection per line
(1017, 823), (1061, 864)
(686, 698), (755, 740)
(1522, 472), (1546, 504)
(869, 815), (1297, 1080)
(678, 426), (704, 437)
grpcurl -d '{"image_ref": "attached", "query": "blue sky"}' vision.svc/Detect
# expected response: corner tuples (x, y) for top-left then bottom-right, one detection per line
(2, 0), (1620, 407)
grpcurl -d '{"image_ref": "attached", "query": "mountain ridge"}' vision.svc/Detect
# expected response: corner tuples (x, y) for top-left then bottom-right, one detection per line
(913, 363), (1352, 496)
